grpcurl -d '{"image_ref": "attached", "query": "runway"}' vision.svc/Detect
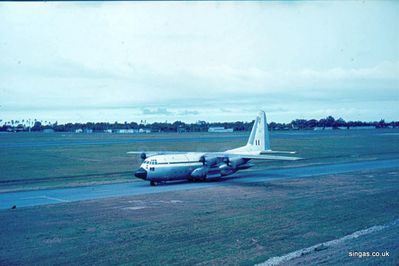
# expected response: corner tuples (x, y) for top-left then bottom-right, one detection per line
(1, 158), (398, 210)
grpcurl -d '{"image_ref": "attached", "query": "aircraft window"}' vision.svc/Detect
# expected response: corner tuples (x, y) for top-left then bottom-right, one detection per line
(154, 160), (157, 165)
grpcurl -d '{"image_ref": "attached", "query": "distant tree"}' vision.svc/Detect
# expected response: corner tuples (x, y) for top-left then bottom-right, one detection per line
(377, 119), (386, 128)
(325, 116), (335, 127)
(306, 119), (318, 128)
(334, 118), (346, 128)
(32, 121), (42, 131)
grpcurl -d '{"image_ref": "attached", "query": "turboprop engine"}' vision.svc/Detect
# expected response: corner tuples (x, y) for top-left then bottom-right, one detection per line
(199, 155), (219, 166)
(191, 166), (208, 178)
(228, 158), (246, 168)
(218, 163), (236, 176)
(191, 156), (220, 179)
(192, 156), (251, 178)
(226, 157), (253, 170)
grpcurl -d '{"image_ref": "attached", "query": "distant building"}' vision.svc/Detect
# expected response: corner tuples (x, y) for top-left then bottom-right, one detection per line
(139, 128), (151, 133)
(114, 129), (136, 134)
(103, 129), (113, 133)
(349, 126), (376, 130)
(208, 127), (233, 133)
(84, 129), (93, 134)
(75, 129), (83, 133)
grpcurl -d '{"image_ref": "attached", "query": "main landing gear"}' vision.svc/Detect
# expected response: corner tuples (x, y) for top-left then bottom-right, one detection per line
(150, 181), (157, 186)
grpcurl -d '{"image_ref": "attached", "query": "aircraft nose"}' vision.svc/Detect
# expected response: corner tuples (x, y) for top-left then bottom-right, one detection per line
(134, 167), (147, 179)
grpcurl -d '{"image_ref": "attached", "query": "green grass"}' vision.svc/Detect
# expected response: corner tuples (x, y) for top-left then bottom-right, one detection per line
(0, 129), (398, 191)
(0, 169), (398, 265)
(0, 129), (398, 264)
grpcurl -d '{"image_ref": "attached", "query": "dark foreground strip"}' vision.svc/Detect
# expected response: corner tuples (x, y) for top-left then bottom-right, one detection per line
(0, 158), (398, 210)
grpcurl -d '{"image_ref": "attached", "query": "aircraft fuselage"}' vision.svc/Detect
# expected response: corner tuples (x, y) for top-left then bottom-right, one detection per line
(134, 152), (251, 185)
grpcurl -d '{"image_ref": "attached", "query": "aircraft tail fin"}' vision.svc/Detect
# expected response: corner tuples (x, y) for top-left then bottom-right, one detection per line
(226, 111), (271, 154)
(246, 110), (271, 151)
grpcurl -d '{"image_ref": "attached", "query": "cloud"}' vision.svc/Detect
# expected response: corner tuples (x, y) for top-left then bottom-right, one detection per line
(141, 108), (172, 116)
(0, 1), (398, 123)
(178, 110), (199, 116)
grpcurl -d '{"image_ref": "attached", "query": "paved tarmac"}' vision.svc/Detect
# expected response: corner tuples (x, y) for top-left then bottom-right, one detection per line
(0, 158), (398, 210)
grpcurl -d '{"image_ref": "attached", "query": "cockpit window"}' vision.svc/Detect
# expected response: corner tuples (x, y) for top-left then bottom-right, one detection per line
(144, 159), (158, 164)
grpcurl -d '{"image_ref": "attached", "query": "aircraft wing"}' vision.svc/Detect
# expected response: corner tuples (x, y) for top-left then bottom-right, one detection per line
(260, 150), (297, 155)
(203, 152), (301, 161)
(127, 151), (188, 155)
(228, 154), (301, 160)
(126, 151), (196, 158)
(127, 151), (300, 161)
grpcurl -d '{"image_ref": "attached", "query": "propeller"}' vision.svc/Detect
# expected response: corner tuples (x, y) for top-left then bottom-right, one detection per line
(199, 155), (206, 166)
(199, 156), (220, 167)
(134, 152), (146, 168)
(223, 157), (230, 166)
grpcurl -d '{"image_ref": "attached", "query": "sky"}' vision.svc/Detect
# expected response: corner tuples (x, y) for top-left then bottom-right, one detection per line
(0, 1), (398, 124)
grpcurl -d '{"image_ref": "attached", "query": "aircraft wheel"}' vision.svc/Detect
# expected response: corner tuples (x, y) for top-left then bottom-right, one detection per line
(150, 181), (157, 186)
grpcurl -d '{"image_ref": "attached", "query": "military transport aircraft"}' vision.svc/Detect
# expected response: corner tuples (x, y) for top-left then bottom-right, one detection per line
(128, 111), (300, 186)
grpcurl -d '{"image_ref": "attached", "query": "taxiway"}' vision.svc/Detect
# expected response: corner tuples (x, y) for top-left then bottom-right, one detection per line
(1, 158), (398, 209)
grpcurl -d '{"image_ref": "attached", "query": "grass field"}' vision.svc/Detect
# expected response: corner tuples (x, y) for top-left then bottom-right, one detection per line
(0, 169), (398, 265)
(0, 129), (398, 192)
(0, 129), (398, 265)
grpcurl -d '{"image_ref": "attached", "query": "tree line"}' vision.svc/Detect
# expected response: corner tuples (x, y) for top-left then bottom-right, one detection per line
(0, 116), (397, 133)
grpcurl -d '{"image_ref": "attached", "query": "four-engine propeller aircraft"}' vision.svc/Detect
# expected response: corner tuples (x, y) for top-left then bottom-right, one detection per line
(128, 111), (301, 186)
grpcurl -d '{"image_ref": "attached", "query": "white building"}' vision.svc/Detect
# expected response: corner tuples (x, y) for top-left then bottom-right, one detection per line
(139, 128), (151, 133)
(208, 127), (234, 133)
(349, 126), (376, 130)
(114, 129), (137, 134)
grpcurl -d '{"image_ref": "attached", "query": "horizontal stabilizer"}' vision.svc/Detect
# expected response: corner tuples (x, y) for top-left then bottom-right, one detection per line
(127, 151), (188, 155)
(226, 154), (301, 161)
(260, 150), (297, 154)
